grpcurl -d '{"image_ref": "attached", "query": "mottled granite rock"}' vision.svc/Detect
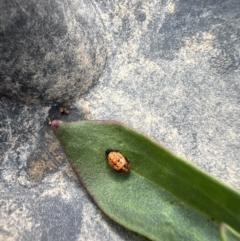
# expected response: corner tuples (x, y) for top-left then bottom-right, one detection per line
(0, 0), (107, 104)
(0, 0), (240, 241)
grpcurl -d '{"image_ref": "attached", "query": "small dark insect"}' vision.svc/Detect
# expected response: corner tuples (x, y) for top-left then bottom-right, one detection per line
(59, 107), (70, 115)
(59, 99), (72, 115)
(105, 149), (131, 173)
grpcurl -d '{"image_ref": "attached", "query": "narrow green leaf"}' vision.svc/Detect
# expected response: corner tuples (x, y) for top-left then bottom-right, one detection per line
(51, 120), (240, 241)
(220, 223), (240, 241)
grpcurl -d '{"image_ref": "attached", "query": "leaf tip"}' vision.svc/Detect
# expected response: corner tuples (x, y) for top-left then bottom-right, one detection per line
(51, 119), (61, 131)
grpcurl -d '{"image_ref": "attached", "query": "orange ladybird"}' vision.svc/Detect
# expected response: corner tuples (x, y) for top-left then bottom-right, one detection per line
(105, 149), (131, 173)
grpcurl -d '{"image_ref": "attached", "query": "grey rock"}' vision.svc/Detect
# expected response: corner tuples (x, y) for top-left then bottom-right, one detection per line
(0, 0), (107, 104)
(1, 0), (240, 241)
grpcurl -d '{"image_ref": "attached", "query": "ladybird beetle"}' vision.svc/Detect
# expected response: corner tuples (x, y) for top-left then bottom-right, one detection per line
(105, 149), (131, 173)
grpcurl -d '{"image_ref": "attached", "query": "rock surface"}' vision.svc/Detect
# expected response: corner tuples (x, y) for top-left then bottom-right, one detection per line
(0, 0), (107, 104)
(0, 0), (240, 240)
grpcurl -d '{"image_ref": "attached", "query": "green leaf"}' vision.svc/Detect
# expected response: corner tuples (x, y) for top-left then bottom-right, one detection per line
(51, 120), (240, 241)
(220, 223), (240, 241)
